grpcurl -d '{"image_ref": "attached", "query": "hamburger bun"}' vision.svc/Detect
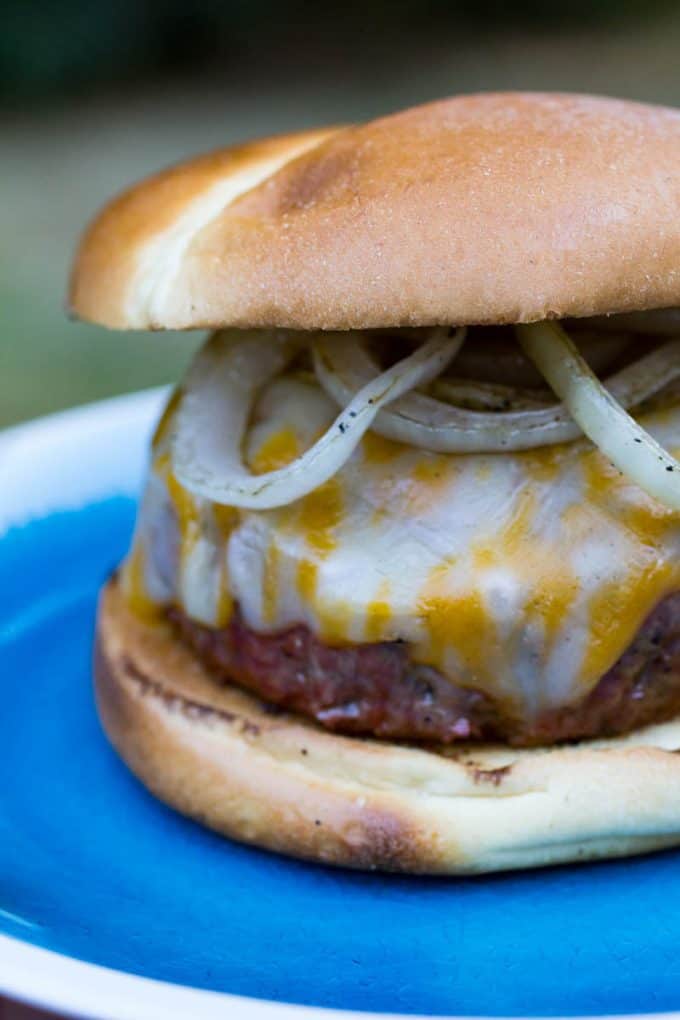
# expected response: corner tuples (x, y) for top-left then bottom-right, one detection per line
(69, 92), (680, 334)
(77, 91), (680, 873)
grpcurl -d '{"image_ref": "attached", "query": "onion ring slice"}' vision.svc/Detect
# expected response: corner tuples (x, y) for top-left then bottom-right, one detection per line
(314, 333), (680, 452)
(172, 327), (464, 510)
(431, 378), (553, 411)
(517, 321), (680, 510)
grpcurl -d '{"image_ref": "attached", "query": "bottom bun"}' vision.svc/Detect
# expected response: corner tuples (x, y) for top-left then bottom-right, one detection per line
(96, 577), (680, 874)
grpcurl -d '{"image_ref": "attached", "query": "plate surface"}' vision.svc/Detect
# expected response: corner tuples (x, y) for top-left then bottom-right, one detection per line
(3, 392), (680, 1020)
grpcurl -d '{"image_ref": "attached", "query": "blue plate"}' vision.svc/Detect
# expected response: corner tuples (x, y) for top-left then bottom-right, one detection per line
(2, 393), (680, 1019)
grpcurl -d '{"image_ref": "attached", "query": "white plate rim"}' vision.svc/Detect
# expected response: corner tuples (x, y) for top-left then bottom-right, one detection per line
(0, 932), (429, 1020)
(1, 392), (678, 1020)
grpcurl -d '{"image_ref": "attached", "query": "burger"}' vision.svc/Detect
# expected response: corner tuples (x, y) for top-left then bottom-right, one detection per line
(69, 92), (680, 874)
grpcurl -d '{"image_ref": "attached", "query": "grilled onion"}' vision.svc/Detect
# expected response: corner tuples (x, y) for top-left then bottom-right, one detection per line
(314, 331), (680, 453)
(431, 378), (553, 411)
(172, 327), (464, 510)
(450, 329), (631, 387)
(517, 321), (680, 510)
(169, 317), (680, 513)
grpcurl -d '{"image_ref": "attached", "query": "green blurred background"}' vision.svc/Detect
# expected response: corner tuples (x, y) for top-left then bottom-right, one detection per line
(3, 0), (680, 428)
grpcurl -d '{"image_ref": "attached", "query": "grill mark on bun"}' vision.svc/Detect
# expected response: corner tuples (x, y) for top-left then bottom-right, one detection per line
(119, 653), (262, 737)
(469, 765), (514, 787)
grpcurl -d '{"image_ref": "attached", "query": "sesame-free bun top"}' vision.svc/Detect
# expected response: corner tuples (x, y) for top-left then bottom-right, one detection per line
(70, 92), (680, 332)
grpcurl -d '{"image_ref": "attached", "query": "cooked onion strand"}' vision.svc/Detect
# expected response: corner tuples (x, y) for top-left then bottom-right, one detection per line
(314, 332), (680, 453)
(172, 327), (465, 509)
(431, 378), (553, 411)
(517, 321), (680, 510)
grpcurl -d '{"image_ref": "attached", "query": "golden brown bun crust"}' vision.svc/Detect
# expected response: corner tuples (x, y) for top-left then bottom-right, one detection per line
(70, 92), (680, 332)
(96, 577), (680, 874)
(69, 127), (342, 329)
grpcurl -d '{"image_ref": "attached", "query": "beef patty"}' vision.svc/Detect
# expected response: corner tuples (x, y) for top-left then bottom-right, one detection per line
(168, 592), (680, 746)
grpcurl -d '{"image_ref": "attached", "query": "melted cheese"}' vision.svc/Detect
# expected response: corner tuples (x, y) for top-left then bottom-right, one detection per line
(129, 374), (680, 718)
(250, 426), (300, 474)
(365, 580), (393, 641)
(212, 504), (240, 625)
(120, 542), (163, 622)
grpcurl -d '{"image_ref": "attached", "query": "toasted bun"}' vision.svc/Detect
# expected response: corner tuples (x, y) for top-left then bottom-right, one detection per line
(97, 577), (680, 874)
(70, 92), (680, 333)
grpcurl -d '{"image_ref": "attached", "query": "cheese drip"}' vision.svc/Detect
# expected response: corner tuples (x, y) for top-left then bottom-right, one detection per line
(127, 373), (680, 719)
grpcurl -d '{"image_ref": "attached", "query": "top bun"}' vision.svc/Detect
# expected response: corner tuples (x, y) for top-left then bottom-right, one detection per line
(69, 92), (680, 332)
